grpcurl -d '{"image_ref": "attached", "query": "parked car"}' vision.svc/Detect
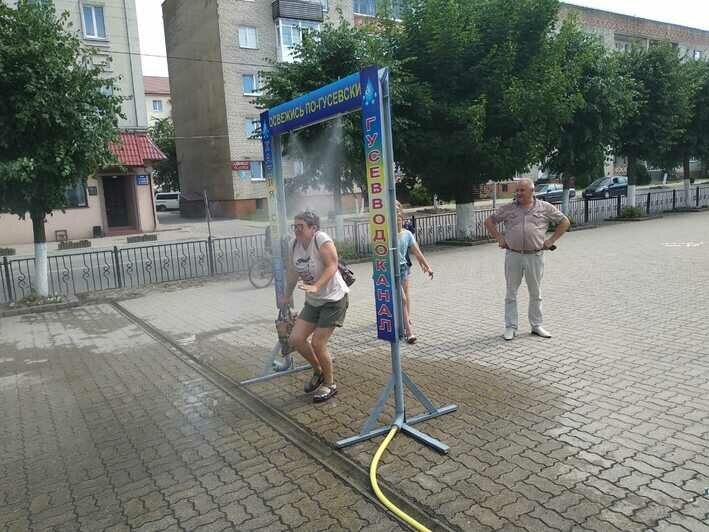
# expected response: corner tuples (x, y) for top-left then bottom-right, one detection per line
(534, 183), (575, 203)
(582, 176), (628, 199)
(155, 191), (180, 211)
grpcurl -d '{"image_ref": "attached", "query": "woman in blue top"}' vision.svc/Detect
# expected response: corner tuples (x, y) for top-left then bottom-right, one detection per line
(397, 209), (433, 343)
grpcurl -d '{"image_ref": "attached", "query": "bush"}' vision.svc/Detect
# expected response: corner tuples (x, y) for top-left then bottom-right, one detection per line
(549, 214), (575, 232)
(334, 240), (361, 261)
(408, 183), (433, 207)
(17, 291), (63, 307)
(634, 163), (651, 186)
(619, 206), (643, 218)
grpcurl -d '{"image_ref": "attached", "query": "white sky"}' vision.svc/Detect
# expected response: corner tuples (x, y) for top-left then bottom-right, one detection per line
(136, 0), (709, 77)
(136, 0), (168, 77)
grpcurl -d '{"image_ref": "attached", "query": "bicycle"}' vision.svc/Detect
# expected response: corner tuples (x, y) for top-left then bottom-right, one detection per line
(248, 255), (273, 289)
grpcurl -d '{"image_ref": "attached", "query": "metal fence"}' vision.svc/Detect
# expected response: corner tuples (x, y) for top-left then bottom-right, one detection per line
(559, 185), (708, 224)
(1, 234), (268, 303)
(2, 184), (708, 304)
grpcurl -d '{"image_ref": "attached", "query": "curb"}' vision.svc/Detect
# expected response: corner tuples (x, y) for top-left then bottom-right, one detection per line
(436, 238), (496, 247)
(663, 207), (709, 213)
(605, 215), (663, 222)
(567, 224), (598, 232)
(0, 296), (80, 318)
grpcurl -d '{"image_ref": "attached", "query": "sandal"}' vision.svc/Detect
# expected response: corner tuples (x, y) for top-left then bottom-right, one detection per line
(304, 371), (324, 393)
(405, 325), (417, 344)
(313, 384), (337, 402)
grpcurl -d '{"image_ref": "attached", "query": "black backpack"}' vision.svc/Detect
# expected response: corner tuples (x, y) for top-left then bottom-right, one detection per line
(292, 232), (355, 287)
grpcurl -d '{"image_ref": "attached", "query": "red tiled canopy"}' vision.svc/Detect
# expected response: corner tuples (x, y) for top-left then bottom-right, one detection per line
(110, 131), (166, 167)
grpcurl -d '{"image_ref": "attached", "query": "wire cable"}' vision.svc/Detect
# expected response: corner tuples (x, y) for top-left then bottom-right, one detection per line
(102, 49), (273, 70)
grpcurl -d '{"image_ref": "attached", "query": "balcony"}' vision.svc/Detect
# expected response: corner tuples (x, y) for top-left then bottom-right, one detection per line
(272, 0), (324, 23)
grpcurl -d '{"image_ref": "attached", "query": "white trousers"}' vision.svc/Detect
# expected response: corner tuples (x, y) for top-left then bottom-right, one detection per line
(504, 250), (544, 329)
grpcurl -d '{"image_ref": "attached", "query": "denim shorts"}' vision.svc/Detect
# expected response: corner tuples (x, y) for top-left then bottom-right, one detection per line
(399, 262), (411, 280)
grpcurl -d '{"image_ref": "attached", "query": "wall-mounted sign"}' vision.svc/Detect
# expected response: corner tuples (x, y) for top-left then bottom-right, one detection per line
(136, 175), (149, 185)
(87, 186), (98, 196)
(231, 160), (251, 171)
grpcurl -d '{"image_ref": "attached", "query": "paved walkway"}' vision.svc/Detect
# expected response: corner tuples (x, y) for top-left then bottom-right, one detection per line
(2, 211), (709, 531)
(0, 306), (401, 531)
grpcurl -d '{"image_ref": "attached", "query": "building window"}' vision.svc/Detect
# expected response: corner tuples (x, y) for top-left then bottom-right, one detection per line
(353, 0), (376, 16)
(152, 99), (163, 112)
(239, 26), (258, 49)
(501, 184), (508, 193)
(242, 74), (261, 95)
(615, 40), (632, 53)
(353, 0), (404, 18)
(277, 19), (320, 63)
(65, 181), (88, 208)
(237, 161), (264, 181)
(256, 198), (267, 210)
(250, 161), (264, 181)
(245, 118), (260, 139)
(82, 5), (106, 39)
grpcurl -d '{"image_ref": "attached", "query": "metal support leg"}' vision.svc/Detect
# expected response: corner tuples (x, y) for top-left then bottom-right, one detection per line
(240, 341), (312, 385)
(360, 374), (397, 435)
(401, 423), (449, 454)
(402, 372), (436, 413)
(335, 371), (457, 451)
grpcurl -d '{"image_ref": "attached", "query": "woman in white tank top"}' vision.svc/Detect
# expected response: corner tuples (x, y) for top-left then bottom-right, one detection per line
(280, 211), (349, 403)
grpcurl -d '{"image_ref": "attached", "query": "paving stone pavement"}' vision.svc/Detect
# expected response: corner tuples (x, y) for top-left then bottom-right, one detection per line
(2, 211), (709, 531)
(0, 305), (403, 531)
(116, 212), (709, 531)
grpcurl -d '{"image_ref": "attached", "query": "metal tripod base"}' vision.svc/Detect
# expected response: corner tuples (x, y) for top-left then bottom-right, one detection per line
(335, 372), (457, 454)
(240, 341), (311, 385)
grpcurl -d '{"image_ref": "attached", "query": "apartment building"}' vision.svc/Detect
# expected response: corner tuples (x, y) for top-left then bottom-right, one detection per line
(163, 1), (709, 217)
(559, 4), (709, 60)
(1, 0), (164, 246)
(144, 76), (172, 125)
(163, 0), (358, 217)
(559, 4), (709, 178)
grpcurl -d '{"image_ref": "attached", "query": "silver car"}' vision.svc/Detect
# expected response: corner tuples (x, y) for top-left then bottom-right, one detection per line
(534, 183), (575, 203)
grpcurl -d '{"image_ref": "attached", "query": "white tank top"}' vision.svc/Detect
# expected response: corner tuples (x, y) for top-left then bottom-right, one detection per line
(292, 231), (349, 306)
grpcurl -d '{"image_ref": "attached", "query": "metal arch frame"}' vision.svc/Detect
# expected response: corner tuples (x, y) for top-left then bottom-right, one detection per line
(243, 66), (456, 454)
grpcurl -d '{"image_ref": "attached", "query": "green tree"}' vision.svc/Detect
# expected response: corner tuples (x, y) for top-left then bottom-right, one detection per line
(542, 20), (636, 212)
(394, 0), (570, 238)
(148, 117), (179, 191)
(674, 59), (709, 185)
(257, 19), (408, 215)
(0, 0), (123, 296)
(614, 44), (693, 205)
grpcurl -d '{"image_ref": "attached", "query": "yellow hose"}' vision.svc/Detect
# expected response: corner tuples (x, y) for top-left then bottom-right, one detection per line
(370, 427), (432, 532)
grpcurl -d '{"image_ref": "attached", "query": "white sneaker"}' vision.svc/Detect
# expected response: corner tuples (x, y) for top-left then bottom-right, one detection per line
(531, 326), (552, 338)
(503, 328), (516, 341)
